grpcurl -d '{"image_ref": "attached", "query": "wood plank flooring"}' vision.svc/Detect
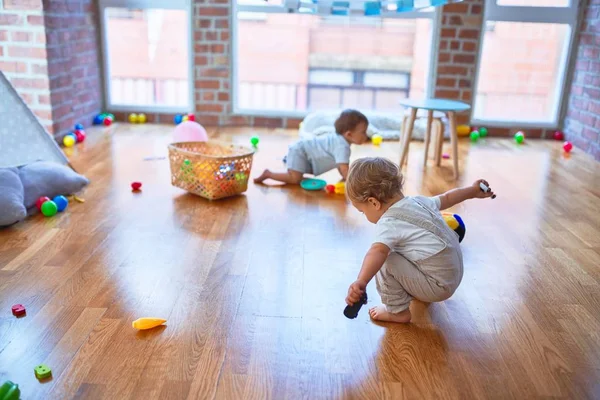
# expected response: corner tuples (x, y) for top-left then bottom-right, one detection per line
(1, 123), (599, 399)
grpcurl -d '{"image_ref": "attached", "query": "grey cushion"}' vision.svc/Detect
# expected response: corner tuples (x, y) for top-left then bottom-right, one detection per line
(19, 161), (89, 209)
(0, 168), (27, 227)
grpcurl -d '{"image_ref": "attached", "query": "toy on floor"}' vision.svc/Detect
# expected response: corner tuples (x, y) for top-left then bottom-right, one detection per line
(187, 113), (195, 122)
(74, 129), (86, 143)
(514, 131), (525, 144)
(11, 304), (26, 317)
(131, 182), (142, 191)
(300, 178), (327, 191)
(63, 134), (75, 147)
(129, 113), (139, 123)
(132, 317), (166, 330)
(457, 125), (470, 136)
(371, 134), (383, 146)
(41, 200), (58, 217)
(470, 130), (480, 142)
(553, 131), (564, 141)
(138, 113), (147, 123)
(250, 135), (260, 147)
(74, 123), (84, 130)
(442, 153), (450, 159)
(174, 114), (183, 125)
(94, 113), (114, 126)
(479, 182), (496, 199)
(34, 364), (52, 380)
(478, 127), (488, 137)
(36, 196), (50, 210)
(563, 141), (573, 153)
(0, 380), (20, 400)
(334, 182), (345, 194)
(52, 195), (68, 212)
(344, 293), (367, 319)
(443, 213), (466, 243)
(325, 184), (335, 194)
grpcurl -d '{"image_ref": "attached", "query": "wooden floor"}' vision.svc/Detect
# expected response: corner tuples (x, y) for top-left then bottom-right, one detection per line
(1, 124), (599, 399)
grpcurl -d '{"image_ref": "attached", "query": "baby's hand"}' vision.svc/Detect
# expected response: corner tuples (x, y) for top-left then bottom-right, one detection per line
(472, 179), (495, 199)
(346, 280), (367, 306)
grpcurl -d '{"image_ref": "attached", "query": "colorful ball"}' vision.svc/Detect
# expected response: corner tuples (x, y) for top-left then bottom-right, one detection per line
(74, 123), (84, 130)
(41, 200), (58, 217)
(52, 195), (68, 212)
(371, 134), (383, 146)
(457, 125), (471, 137)
(553, 131), (564, 141)
(74, 130), (86, 143)
(514, 131), (525, 144)
(174, 115), (183, 125)
(470, 131), (480, 142)
(93, 114), (104, 125)
(563, 141), (573, 153)
(187, 114), (195, 122)
(103, 117), (112, 126)
(36, 196), (50, 210)
(443, 213), (466, 243)
(106, 113), (115, 120)
(250, 135), (260, 147)
(182, 115), (189, 122)
(63, 134), (75, 147)
(478, 127), (488, 137)
(128, 113), (139, 123)
(325, 184), (335, 194)
(138, 113), (147, 123)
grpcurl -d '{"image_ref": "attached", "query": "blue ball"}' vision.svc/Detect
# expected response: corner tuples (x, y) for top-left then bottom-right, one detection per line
(74, 123), (84, 130)
(52, 195), (69, 212)
(93, 115), (104, 125)
(174, 114), (183, 124)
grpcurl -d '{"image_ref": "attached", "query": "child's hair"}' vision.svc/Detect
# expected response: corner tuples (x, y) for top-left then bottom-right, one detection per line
(334, 109), (368, 135)
(346, 157), (404, 203)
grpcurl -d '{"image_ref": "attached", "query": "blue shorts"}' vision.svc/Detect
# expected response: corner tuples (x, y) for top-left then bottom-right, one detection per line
(286, 144), (312, 175)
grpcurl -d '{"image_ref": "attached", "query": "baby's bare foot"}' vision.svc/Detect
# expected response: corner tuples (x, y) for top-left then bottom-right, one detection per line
(254, 169), (271, 183)
(369, 305), (411, 323)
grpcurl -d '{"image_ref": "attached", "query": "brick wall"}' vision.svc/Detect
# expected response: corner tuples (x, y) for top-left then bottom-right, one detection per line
(0, 0), (52, 132)
(44, 0), (102, 135)
(564, 1), (600, 160)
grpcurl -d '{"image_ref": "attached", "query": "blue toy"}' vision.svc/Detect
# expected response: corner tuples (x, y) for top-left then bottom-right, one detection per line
(300, 178), (327, 191)
(443, 213), (466, 243)
(174, 115), (183, 125)
(93, 114), (104, 125)
(74, 123), (84, 130)
(52, 195), (69, 212)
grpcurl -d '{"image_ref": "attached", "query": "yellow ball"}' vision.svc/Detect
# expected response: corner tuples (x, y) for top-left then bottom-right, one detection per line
(128, 113), (138, 123)
(457, 125), (471, 136)
(372, 134), (383, 146)
(138, 113), (147, 123)
(182, 115), (189, 122)
(63, 135), (75, 147)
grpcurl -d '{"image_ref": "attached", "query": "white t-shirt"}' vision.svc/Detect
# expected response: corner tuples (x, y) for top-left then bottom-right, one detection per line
(299, 133), (351, 176)
(374, 196), (445, 263)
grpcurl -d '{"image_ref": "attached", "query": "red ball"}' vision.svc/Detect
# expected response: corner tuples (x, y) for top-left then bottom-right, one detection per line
(103, 118), (112, 126)
(563, 141), (573, 153)
(131, 182), (142, 191)
(553, 131), (564, 141)
(325, 184), (335, 194)
(36, 196), (50, 210)
(187, 114), (195, 122)
(74, 130), (86, 143)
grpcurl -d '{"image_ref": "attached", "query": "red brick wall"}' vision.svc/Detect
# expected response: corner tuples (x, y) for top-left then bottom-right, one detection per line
(43, 0), (102, 134)
(564, 1), (600, 160)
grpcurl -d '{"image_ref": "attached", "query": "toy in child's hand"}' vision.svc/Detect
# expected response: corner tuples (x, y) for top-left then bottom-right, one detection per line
(479, 182), (496, 199)
(344, 293), (367, 319)
(300, 178), (326, 191)
(132, 317), (166, 330)
(443, 213), (466, 243)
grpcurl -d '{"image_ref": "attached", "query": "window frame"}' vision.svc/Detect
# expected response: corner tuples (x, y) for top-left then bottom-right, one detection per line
(231, 1), (440, 117)
(99, 0), (194, 113)
(471, 0), (581, 128)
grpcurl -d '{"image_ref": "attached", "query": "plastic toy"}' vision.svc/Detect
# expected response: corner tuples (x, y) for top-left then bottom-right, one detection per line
(11, 304), (26, 317)
(41, 200), (58, 217)
(132, 317), (166, 330)
(74, 123), (84, 130)
(443, 213), (466, 243)
(34, 364), (52, 380)
(563, 141), (573, 153)
(74, 130), (86, 143)
(63, 134), (75, 147)
(174, 115), (183, 125)
(479, 182), (496, 199)
(187, 114), (195, 122)
(325, 184), (336, 194)
(334, 182), (345, 194)
(128, 113), (138, 123)
(553, 131), (564, 141)
(478, 127), (488, 137)
(457, 125), (470, 136)
(344, 293), (367, 319)
(103, 117), (112, 127)
(0, 380), (20, 400)
(514, 131), (525, 144)
(250, 135), (260, 147)
(173, 121), (208, 143)
(93, 114), (105, 125)
(442, 153), (450, 159)
(182, 115), (189, 122)
(36, 196), (50, 210)
(300, 178), (327, 191)
(52, 195), (68, 212)
(131, 182), (142, 191)
(371, 134), (383, 146)
(470, 131), (480, 142)
(138, 113), (147, 123)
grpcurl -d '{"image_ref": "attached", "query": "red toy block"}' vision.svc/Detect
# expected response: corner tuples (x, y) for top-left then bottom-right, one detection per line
(131, 182), (142, 191)
(11, 304), (26, 317)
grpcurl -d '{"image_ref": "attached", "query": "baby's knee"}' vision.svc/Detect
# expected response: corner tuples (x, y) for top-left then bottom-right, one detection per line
(288, 170), (304, 184)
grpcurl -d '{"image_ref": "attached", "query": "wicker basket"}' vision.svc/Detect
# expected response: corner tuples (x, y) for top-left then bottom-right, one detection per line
(168, 141), (255, 200)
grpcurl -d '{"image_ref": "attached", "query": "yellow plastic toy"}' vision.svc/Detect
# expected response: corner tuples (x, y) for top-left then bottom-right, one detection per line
(334, 182), (345, 195)
(138, 113), (147, 123)
(132, 318), (166, 330)
(371, 134), (383, 146)
(457, 125), (471, 137)
(182, 115), (189, 122)
(128, 113), (139, 123)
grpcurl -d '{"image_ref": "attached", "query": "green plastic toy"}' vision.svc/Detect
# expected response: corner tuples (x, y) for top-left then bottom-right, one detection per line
(478, 127), (488, 137)
(34, 364), (52, 380)
(250, 135), (260, 147)
(300, 178), (327, 191)
(470, 130), (480, 142)
(0, 380), (20, 400)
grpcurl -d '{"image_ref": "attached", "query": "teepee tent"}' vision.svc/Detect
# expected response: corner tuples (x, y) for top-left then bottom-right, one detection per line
(0, 71), (68, 168)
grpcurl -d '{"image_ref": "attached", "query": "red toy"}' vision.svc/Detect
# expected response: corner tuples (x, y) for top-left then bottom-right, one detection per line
(187, 114), (195, 122)
(553, 131), (564, 141)
(103, 118), (112, 126)
(74, 129), (86, 143)
(325, 184), (336, 194)
(563, 141), (573, 153)
(11, 304), (26, 317)
(36, 196), (50, 210)
(131, 182), (142, 191)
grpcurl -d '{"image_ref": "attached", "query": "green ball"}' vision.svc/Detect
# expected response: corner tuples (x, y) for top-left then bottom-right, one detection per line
(250, 136), (259, 146)
(514, 132), (525, 144)
(106, 113), (115, 120)
(41, 200), (58, 217)
(184, 159), (191, 165)
(470, 131), (480, 142)
(479, 127), (488, 137)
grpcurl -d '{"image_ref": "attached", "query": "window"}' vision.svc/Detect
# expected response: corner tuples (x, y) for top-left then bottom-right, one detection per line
(472, 0), (578, 125)
(233, 2), (436, 115)
(99, 0), (192, 112)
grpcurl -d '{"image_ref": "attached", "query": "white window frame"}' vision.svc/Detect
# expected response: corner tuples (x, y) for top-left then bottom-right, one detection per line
(471, 0), (580, 128)
(231, 0), (441, 118)
(99, 0), (194, 113)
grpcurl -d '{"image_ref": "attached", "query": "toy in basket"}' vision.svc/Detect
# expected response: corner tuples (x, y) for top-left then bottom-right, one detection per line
(168, 141), (255, 200)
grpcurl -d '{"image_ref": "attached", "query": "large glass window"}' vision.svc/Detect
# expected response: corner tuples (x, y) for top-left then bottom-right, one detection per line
(100, 1), (191, 111)
(234, 5), (435, 114)
(472, 0), (578, 125)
